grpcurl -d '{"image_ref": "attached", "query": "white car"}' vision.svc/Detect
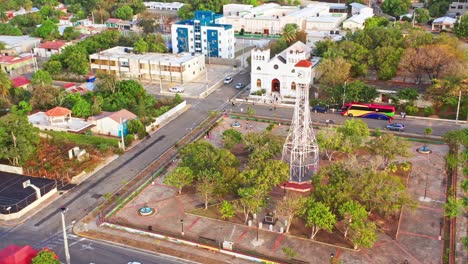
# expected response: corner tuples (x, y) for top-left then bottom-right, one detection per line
(224, 77), (233, 84)
(235, 83), (244, 89)
(169, 87), (184, 93)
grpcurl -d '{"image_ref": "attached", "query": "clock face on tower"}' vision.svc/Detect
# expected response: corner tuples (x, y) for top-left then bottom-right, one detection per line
(297, 70), (306, 79)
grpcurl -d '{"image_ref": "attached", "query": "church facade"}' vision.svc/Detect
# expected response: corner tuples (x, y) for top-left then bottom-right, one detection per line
(250, 41), (320, 100)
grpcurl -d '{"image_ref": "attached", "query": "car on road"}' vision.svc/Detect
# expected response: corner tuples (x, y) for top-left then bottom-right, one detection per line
(385, 123), (405, 131)
(169, 87), (184, 93)
(311, 105), (328, 113)
(235, 83), (244, 89)
(224, 77), (233, 84)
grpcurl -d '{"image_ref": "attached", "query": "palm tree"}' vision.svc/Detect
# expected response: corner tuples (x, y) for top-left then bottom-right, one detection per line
(282, 23), (298, 45)
(0, 70), (11, 99)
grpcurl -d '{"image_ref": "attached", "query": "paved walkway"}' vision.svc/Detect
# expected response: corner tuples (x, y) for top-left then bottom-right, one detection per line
(75, 118), (449, 263)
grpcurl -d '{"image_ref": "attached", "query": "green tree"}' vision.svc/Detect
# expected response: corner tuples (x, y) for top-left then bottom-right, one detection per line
(63, 26), (80, 40)
(30, 85), (65, 110)
(34, 19), (59, 40)
(316, 57), (351, 88)
(276, 192), (306, 233)
(316, 130), (349, 161)
(0, 113), (40, 166)
(164, 166), (194, 195)
(381, 0), (411, 17)
(243, 132), (283, 164)
(337, 41), (369, 77)
(31, 70), (53, 86)
(445, 196), (463, 218)
(338, 200), (367, 238)
(442, 129), (468, 148)
(234, 186), (265, 223)
(454, 14), (468, 39)
(427, 77), (468, 108)
(127, 119), (146, 139)
(397, 88), (419, 104)
(246, 106), (255, 117)
(177, 4), (194, 20)
(0, 23), (23, 36)
(43, 60), (62, 76)
(342, 81), (378, 103)
(372, 46), (404, 80)
(364, 16), (390, 29)
(71, 97), (93, 118)
(302, 199), (336, 240)
(114, 5), (134, 20)
(414, 8), (431, 24)
(146, 33), (168, 53)
(367, 134), (410, 168)
(196, 169), (221, 209)
(337, 119), (370, 149)
(133, 38), (149, 53)
(222, 129), (243, 149)
(61, 45), (90, 76)
(427, 0), (451, 17)
(348, 220), (377, 249)
(219, 200), (235, 219)
(31, 249), (60, 264)
(11, 101), (32, 116)
(138, 19), (156, 34)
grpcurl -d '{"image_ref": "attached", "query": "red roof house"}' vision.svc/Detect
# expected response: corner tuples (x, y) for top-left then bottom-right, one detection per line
(34, 41), (69, 57)
(11, 76), (31, 90)
(45, 106), (72, 117)
(0, 244), (38, 264)
(295, 60), (312, 68)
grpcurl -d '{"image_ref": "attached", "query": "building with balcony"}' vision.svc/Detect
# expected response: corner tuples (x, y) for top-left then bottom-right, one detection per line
(89, 46), (206, 83)
(171, 11), (235, 59)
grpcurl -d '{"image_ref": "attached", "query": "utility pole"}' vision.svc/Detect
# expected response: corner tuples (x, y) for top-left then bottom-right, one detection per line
(342, 81), (347, 107)
(455, 90), (461, 124)
(120, 117), (125, 150)
(60, 207), (71, 264)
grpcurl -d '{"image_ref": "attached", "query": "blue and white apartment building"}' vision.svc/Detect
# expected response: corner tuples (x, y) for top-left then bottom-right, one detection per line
(171, 11), (235, 59)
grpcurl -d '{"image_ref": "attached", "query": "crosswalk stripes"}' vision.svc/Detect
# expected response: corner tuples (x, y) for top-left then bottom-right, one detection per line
(32, 231), (80, 250)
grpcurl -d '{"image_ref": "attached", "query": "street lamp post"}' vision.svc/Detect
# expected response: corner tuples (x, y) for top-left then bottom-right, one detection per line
(60, 207), (71, 264)
(180, 219), (184, 236)
(455, 90), (461, 124)
(330, 253), (335, 263)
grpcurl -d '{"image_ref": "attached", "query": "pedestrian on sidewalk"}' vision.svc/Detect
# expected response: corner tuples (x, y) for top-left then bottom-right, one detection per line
(400, 112), (403, 118)
(402, 112), (406, 119)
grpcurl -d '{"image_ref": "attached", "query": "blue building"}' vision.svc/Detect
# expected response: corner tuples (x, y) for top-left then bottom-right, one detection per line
(171, 11), (235, 59)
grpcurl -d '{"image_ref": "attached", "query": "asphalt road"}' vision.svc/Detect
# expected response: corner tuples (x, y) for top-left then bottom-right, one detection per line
(0, 69), (251, 263)
(0, 66), (463, 263)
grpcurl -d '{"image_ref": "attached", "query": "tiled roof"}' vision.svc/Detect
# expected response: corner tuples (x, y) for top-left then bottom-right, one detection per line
(91, 109), (137, 123)
(0, 55), (33, 65)
(11, 76), (30, 88)
(38, 41), (67, 50)
(105, 18), (122, 24)
(63, 82), (75, 88)
(295, 60), (312, 68)
(45, 106), (72, 117)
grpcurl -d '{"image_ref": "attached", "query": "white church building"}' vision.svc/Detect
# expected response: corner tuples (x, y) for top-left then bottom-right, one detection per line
(250, 41), (320, 101)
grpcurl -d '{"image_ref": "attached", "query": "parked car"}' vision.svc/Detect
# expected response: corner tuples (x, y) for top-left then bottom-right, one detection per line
(224, 77), (233, 84)
(311, 105), (328, 113)
(235, 83), (244, 89)
(169, 86), (184, 93)
(385, 123), (405, 131)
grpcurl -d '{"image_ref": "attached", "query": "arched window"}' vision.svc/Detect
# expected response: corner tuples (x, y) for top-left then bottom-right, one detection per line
(256, 79), (261, 87)
(291, 82), (296, 91)
(256, 66), (261, 71)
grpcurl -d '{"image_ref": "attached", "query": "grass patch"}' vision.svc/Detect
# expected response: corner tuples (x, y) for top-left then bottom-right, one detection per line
(189, 205), (222, 220)
(45, 130), (119, 148)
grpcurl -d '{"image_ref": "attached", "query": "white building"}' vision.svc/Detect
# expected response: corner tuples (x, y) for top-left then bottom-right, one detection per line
(448, 1), (468, 16)
(0, 35), (42, 56)
(343, 3), (374, 30)
(432, 17), (457, 31)
(250, 41), (320, 99)
(144, 2), (185, 12)
(223, 3), (347, 35)
(89, 109), (137, 137)
(171, 11), (235, 59)
(89, 46), (206, 83)
(33, 40), (69, 57)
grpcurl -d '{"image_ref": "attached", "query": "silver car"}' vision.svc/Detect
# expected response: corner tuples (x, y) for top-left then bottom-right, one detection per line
(169, 87), (184, 93)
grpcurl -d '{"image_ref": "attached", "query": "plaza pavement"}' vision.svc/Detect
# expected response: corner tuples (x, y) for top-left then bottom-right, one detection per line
(75, 117), (450, 264)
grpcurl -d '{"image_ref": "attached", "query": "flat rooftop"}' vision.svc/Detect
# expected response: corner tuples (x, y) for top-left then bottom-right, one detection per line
(28, 112), (94, 133)
(90, 46), (204, 64)
(0, 35), (41, 47)
(0, 171), (56, 214)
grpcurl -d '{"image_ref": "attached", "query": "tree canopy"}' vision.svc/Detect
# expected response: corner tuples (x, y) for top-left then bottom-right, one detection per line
(381, 0), (411, 17)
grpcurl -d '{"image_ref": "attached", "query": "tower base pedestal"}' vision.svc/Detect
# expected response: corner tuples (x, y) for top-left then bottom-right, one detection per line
(281, 181), (312, 192)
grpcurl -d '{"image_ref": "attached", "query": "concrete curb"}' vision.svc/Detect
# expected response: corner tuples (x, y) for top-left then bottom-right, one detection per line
(100, 222), (277, 264)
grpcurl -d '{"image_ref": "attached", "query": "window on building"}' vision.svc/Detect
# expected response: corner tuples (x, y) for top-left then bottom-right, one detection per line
(256, 79), (261, 87)
(291, 82), (296, 91)
(256, 66), (261, 70)
(190, 38), (193, 41)
(203, 31), (206, 34)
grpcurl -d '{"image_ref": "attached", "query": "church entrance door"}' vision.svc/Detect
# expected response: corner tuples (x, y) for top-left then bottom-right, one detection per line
(271, 79), (280, 93)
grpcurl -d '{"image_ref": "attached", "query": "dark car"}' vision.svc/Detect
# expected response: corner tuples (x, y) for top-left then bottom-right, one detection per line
(385, 123), (405, 131)
(311, 105), (328, 113)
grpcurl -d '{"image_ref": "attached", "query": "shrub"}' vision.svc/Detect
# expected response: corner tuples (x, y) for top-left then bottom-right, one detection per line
(266, 123), (275, 131)
(374, 127), (382, 137)
(219, 201), (235, 219)
(124, 134), (134, 146)
(424, 106), (435, 117)
(405, 105), (418, 115)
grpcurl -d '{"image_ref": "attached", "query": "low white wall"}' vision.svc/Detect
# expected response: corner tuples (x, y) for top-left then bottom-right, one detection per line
(0, 188), (57, 221)
(146, 101), (186, 132)
(0, 164), (23, 174)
